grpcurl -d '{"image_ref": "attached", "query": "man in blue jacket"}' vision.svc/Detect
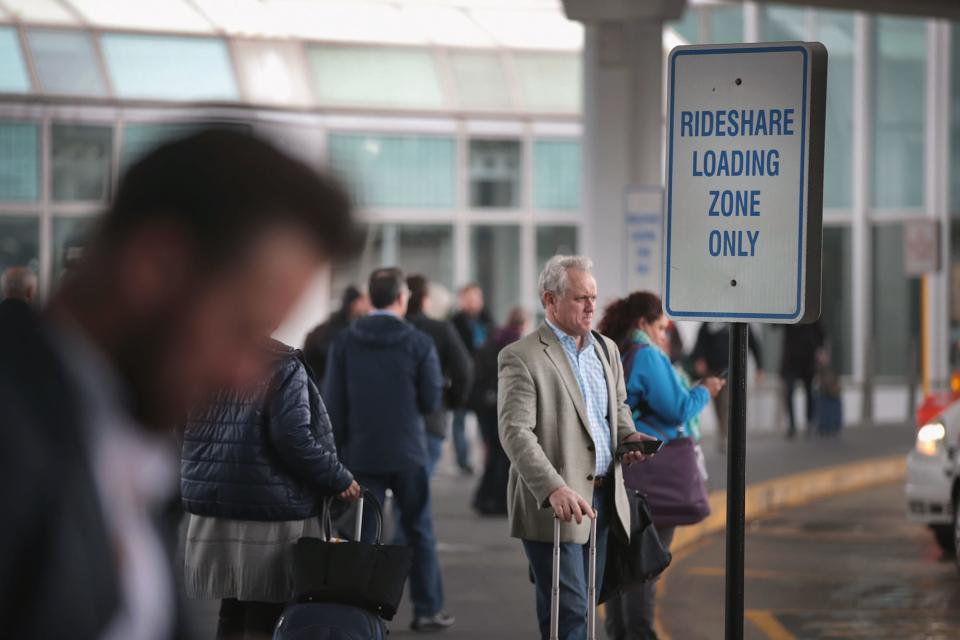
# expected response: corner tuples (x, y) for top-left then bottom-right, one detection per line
(324, 267), (453, 633)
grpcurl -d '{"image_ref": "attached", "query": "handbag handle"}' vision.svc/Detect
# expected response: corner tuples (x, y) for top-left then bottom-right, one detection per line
(320, 489), (384, 545)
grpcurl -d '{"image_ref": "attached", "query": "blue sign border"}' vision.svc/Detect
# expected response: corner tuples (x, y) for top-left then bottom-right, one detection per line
(664, 45), (808, 320)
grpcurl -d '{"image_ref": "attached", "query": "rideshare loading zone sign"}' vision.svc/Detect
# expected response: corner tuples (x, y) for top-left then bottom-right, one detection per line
(663, 42), (827, 324)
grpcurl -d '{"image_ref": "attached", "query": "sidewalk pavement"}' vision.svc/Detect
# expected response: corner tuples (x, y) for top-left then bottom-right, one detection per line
(183, 422), (916, 639)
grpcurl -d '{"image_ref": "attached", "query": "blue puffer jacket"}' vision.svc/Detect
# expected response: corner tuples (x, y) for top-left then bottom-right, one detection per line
(181, 341), (354, 521)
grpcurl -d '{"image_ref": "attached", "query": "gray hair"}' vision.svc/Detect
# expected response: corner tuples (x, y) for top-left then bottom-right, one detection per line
(537, 255), (593, 308)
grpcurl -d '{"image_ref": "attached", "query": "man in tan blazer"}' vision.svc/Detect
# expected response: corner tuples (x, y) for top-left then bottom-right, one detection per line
(498, 255), (651, 640)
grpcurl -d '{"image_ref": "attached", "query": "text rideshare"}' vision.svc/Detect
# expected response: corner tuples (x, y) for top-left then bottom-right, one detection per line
(681, 107), (798, 258)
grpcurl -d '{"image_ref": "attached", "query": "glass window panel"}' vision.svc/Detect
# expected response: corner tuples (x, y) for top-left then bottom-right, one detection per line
(449, 51), (512, 110)
(121, 121), (249, 172)
(0, 27), (30, 93)
(0, 122), (39, 202)
(668, 7), (700, 44)
(822, 226), (853, 374)
(534, 139), (581, 210)
(52, 216), (96, 286)
(307, 46), (446, 109)
(328, 133), (455, 209)
(871, 224), (921, 377)
(52, 125), (112, 202)
(0, 216), (39, 289)
(872, 16), (926, 209)
(102, 34), (237, 101)
(331, 223), (454, 305)
(513, 54), (581, 113)
(706, 6), (744, 44)
(817, 10), (855, 209)
(28, 29), (107, 97)
(232, 39), (312, 107)
(471, 225), (521, 325)
(469, 139), (522, 209)
(536, 226), (578, 296)
(762, 7), (807, 41)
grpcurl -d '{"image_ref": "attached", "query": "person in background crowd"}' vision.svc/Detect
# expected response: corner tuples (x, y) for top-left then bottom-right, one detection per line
(664, 319), (685, 364)
(498, 255), (651, 640)
(470, 306), (529, 516)
(691, 322), (764, 453)
(598, 292), (723, 640)
(323, 267), (455, 633)
(0, 129), (356, 640)
(450, 282), (495, 474)
(780, 320), (827, 439)
(181, 339), (360, 639)
(405, 274), (473, 475)
(302, 285), (370, 385)
(1, 266), (38, 305)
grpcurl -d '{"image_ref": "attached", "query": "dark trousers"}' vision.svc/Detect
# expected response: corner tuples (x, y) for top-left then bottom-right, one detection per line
(358, 467), (444, 617)
(603, 526), (676, 640)
(522, 486), (610, 640)
(473, 411), (509, 515)
(216, 598), (284, 640)
(783, 375), (815, 435)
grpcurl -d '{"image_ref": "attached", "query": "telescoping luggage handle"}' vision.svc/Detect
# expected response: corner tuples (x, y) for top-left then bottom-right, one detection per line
(321, 489), (383, 544)
(549, 516), (598, 640)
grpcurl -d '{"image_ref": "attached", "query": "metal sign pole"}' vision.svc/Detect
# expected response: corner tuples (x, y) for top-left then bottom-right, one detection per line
(725, 322), (748, 640)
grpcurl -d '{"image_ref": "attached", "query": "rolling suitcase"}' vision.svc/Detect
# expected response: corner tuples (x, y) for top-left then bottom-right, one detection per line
(550, 516), (599, 640)
(273, 494), (392, 640)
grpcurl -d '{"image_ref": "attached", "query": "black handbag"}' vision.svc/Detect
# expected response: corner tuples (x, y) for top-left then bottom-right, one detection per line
(599, 490), (673, 603)
(290, 491), (413, 620)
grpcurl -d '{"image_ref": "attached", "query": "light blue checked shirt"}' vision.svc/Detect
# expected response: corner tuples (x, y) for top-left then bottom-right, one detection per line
(546, 319), (613, 476)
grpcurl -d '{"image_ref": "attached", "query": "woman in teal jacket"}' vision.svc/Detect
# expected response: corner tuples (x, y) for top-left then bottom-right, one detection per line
(598, 291), (723, 640)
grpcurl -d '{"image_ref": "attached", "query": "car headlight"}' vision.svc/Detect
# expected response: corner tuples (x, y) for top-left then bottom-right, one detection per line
(916, 422), (946, 456)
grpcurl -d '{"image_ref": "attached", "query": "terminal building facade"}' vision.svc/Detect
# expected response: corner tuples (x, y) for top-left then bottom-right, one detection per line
(0, 0), (956, 429)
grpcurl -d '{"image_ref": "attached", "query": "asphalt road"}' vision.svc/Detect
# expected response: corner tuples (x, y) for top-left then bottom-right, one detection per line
(659, 482), (960, 639)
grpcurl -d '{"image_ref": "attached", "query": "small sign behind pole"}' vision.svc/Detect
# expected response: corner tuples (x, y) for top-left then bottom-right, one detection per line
(904, 219), (940, 277)
(663, 42), (827, 324)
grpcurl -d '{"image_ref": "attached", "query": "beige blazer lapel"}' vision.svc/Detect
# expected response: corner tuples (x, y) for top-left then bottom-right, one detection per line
(538, 325), (592, 433)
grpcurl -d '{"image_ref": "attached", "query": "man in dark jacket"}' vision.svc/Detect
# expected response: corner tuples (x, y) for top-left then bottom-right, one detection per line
(181, 339), (359, 638)
(780, 320), (827, 438)
(302, 285), (370, 385)
(449, 283), (495, 473)
(324, 267), (453, 633)
(692, 322), (765, 452)
(406, 274), (473, 474)
(0, 130), (356, 640)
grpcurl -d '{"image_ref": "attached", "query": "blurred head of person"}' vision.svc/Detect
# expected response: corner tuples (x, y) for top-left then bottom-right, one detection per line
(496, 306), (531, 346)
(597, 291), (666, 352)
(457, 283), (484, 317)
(406, 274), (429, 317)
(51, 128), (356, 433)
(339, 285), (370, 320)
(538, 255), (597, 340)
(368, 267), (408, 315)
(1, 266), (38, 304)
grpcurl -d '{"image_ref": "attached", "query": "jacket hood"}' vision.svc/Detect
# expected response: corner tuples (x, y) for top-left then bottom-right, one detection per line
(349, 314), (414, 347)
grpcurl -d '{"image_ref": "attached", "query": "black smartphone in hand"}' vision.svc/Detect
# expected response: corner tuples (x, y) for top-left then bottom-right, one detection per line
(617, 440), (664, 458)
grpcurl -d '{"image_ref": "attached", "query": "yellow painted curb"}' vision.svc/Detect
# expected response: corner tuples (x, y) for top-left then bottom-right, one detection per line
(670, 454), (907, 554)
(655, 454), (908, 640)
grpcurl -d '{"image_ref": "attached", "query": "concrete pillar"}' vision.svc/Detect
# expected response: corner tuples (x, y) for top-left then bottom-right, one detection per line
(563, 0), (686, 305)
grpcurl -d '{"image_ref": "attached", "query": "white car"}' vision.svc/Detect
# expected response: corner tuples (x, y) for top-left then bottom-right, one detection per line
(906, 392), (960, 564)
